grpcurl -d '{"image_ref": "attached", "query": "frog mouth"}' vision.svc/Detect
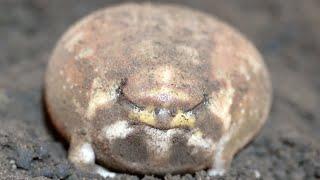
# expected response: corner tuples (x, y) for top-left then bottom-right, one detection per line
(116, 79), (208, 130)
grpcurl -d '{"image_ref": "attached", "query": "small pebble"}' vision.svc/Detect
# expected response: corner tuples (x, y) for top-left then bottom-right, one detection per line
(35, 143), (49, 160)
(33, 167), (55, 178)
(15, 146), (34, 170)
(9, 159), (15, 164)
(253, 170), (261, 179)
(65, 174), (78, 180)
(55, 163), (71, 179)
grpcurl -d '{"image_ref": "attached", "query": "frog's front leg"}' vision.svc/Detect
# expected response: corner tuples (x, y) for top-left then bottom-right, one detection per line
(207, 133), (233, 177)
(68, 136), (116, 178)
(207, 155), (230, 177)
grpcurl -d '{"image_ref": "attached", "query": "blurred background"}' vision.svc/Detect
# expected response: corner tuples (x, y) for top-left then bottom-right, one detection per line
(0, 0), (319, 179)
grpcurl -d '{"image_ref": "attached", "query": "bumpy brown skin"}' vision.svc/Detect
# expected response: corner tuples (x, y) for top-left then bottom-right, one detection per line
(45, 3), (272, 176)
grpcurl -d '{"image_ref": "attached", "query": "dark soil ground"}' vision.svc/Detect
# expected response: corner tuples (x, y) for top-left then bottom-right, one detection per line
(0, 0), (319, 179)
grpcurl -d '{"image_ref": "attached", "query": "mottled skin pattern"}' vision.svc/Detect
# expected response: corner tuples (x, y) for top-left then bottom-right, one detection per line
(45, 3), (272, 177)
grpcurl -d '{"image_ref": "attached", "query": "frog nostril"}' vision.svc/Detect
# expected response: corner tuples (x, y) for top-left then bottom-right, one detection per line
(170, 108), (177, 117)
(156, 108), (171, 122)
(154, 107), (160, 115)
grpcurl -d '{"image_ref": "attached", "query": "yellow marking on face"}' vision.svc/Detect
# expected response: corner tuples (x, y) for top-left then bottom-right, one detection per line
(86, 78), (118, 119)
(193, 130), (203, 137)
(129, 107), (156, 126)
(171, 110), (195, 128)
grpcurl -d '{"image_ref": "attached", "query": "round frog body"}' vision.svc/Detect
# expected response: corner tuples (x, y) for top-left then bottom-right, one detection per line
(45, 3), (272, 178)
